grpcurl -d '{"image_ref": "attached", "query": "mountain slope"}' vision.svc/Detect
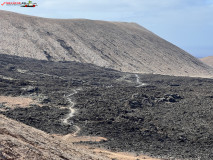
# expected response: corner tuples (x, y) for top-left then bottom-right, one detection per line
(200, 56), (213, 67)
(0, 10), (212, 78)
(0, 114), (108, 160)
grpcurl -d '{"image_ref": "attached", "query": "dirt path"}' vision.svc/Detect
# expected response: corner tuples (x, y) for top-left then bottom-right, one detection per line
(89, 148), (161, 160)
(135, 74), (148, 87)
(62, 90), (77, 124)
(62, 89), (82, 137)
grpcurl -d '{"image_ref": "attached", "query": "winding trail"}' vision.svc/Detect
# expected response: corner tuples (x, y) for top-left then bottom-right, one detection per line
(62, 90), (77, 124)
(135, 74), (148, 87)
(61, 89), (107, 142)
(62, 89), (81, 136)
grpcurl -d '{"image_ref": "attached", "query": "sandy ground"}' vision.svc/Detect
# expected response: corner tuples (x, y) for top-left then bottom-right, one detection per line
(56, 133), (107, 143)
(93, 149), (160, 160)
(0, 96), (40, 111)
(58, 133), (161, 160)
(79, 145), (161, 160)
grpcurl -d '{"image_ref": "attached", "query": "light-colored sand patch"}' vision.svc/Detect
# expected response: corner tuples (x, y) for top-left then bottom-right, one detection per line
(63, 135), (107, 143)
(0, 96), (40, 110)
(54, 132), (107, 143)
(93, 148), (161, 160)
(56, 133), (160, 159)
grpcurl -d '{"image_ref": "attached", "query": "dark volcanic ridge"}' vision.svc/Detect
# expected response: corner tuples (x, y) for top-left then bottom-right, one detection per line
(0, 10), (213, 78)
(0, 54), (213, 160)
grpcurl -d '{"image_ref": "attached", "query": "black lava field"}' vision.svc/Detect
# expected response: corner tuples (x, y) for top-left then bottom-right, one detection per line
(0, 54), (213, 160)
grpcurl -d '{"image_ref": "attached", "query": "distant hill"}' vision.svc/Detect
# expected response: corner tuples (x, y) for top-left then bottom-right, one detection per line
(200, 56), (213, 67)
(0, 10), (212, 78)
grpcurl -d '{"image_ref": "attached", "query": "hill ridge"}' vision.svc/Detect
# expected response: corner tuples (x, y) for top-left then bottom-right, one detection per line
(0, 10), (212, 78)
(200, 56), (213, 67)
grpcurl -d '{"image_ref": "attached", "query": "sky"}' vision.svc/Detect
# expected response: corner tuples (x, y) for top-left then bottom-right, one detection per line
(1, 0), (213, 58)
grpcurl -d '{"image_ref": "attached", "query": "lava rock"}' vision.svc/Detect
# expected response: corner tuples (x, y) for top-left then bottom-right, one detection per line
(129, 100), (142, 109)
